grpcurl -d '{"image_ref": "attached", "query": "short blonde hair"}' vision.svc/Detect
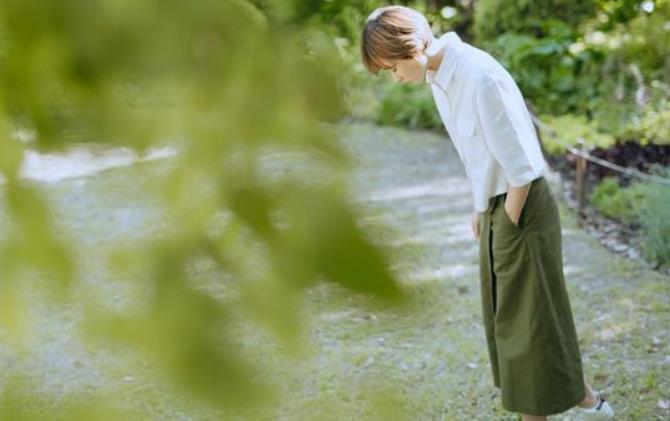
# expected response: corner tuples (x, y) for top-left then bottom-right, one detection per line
(360, 5), (433, 75)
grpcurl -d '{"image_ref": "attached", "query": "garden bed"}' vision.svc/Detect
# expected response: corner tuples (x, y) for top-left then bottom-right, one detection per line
(545, 141), (670, 276)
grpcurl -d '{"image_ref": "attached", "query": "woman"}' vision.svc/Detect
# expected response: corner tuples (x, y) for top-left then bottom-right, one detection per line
(360, 5), (615, 421)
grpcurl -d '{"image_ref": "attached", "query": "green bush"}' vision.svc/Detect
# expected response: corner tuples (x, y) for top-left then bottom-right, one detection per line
(478, 19), (607, 116)
(638, 166), (670, 267)
(330, 34), (389, 121)
(375, 82), (442, 130)
(589, 169), (670, 268)
(472, 1), (670, 140)
(473, 0), (597, 42)
(537, 113), (615, 154)
(621, 100), (670, 145)
(585, 1), (670, 141)
(614, 1), (670, 82)
(589, 177), (647, 223)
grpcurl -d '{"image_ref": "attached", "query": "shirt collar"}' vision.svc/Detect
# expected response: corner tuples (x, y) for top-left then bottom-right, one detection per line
(424, 31), (464, 87)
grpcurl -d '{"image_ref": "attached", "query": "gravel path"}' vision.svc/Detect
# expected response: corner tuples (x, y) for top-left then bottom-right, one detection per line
(1, 122), (668, 420)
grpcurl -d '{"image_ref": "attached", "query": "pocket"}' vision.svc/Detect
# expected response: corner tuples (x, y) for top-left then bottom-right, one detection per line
(502, 204), (520, 230)
(520, 179), (553, 231)
(500, 178), (547, 232)
(491, 199), (530, 294)
(499, 198), (525, 233)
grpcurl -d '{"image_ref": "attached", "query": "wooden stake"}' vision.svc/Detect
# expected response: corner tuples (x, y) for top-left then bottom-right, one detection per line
(575, 137), (588, 226)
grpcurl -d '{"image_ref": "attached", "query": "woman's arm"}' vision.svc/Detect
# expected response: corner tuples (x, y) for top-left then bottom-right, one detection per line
(504, 182), (530, 226)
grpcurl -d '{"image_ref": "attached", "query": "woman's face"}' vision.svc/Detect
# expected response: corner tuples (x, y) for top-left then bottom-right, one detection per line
(381, 55), (427, 84)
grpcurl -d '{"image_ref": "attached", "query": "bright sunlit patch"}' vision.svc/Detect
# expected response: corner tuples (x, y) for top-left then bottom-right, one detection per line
(440, 6), (458, 19)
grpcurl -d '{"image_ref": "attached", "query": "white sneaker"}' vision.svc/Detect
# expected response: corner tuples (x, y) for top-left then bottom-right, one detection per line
(573, 390), (614, 420)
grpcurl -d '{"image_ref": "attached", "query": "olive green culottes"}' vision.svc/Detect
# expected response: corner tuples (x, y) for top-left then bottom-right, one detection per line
(478, 176), (586, 416)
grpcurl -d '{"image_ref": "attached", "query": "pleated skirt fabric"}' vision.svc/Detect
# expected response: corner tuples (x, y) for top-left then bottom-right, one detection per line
(478, 175), (586, 416)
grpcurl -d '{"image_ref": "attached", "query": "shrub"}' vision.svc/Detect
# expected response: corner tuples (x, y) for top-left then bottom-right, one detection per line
(478, 19), (607, 116)
(537, 113), (615, 154)
(637, 166), (670, 267)
(375, 82), (442, 130)
(589, 176), (647, 223)
(473, 0), (597, 42)
(589, 168), (670, 269)
(621, 100), (670, 146)
(473, 1), (670, 138)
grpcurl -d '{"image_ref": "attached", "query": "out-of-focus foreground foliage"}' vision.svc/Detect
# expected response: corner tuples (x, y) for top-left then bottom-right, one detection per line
(0, 0), (408, 418)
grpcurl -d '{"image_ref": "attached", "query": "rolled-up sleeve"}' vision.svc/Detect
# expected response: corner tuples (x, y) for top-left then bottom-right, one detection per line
(475, 75), (538, 187)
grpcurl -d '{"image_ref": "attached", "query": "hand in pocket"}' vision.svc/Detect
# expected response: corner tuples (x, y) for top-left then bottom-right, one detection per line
(503, 202), (520, 227)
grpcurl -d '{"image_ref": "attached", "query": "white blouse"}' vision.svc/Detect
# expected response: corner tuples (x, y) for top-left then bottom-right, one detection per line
(425, 31), (547, 214)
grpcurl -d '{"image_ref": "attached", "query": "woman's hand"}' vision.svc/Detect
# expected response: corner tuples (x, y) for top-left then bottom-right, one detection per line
(471, 211), (480, 240)
(504, 201), (521, 226)
(504, 182), (531, 226)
